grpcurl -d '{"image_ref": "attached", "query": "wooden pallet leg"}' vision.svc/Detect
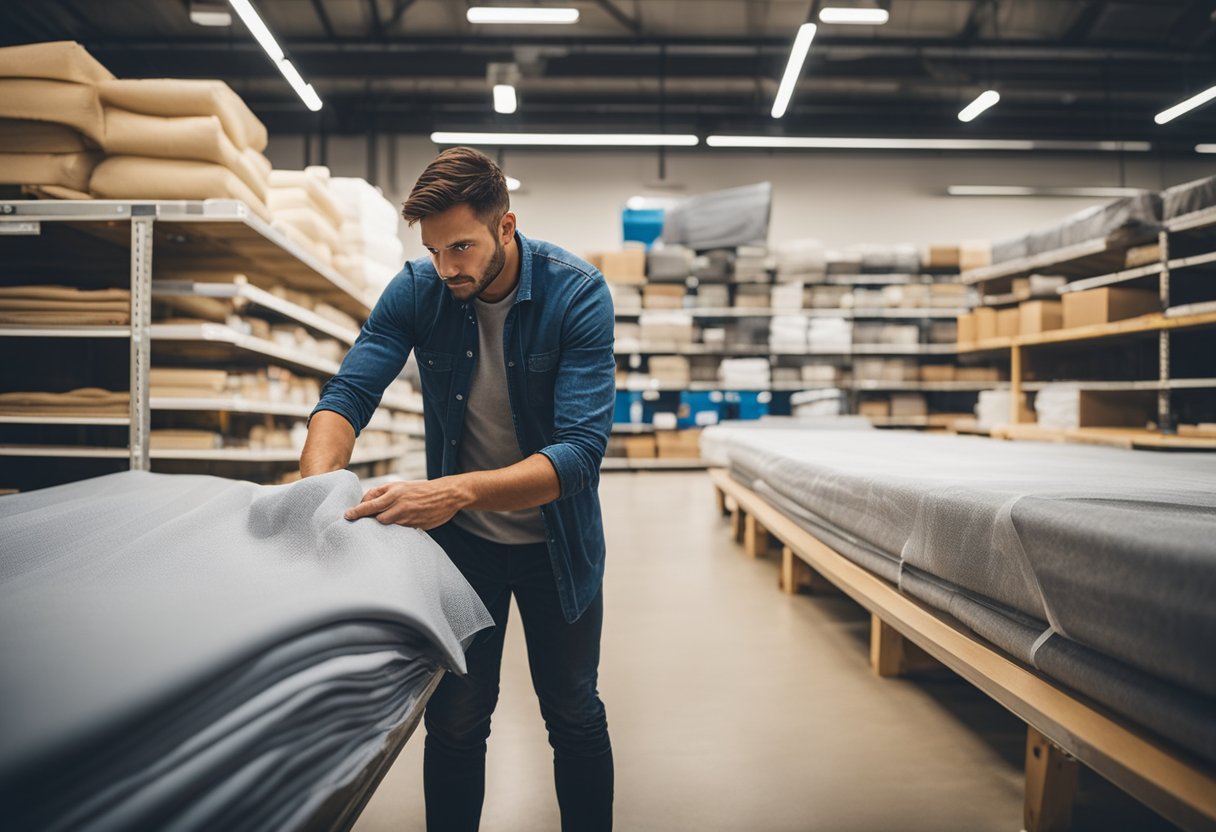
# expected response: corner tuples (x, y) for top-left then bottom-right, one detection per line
(714, 485), (728, 517)
(1024, 726), (1079, 832)
(869, 615), (941, 677)
(743, 513), (769, 559)
(730, 505), (745, 544)
(780, 545), (836, 594)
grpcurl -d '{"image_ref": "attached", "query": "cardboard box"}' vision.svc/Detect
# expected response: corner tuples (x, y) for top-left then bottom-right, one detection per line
(956, 366), (1002, 382)
(600, 250), (646, 283)
(957, 312), (976, 345)
(959, 240), (991, 272)
(655, 428), (702, 459)
(996, 307), (1021, 338)
(1011, 277), (1031, 297)
(1019, 300), (1063, 335)
(1062, 287), (1159, 330)
(623, 435), (657, 459)
(920, 364), (956, 382)
(641, 284), (686, 309)
(1125, 243), (1161, 269)
(923, 245), (960, 269)
(858, 399), (891, 419)
(890, 393), (927, 417)
(974, 307), (998, 341)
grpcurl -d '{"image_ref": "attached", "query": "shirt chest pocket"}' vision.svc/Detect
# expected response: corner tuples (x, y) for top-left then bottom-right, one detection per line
(416, 348), (455, 405)
(525, 349), (559, 407)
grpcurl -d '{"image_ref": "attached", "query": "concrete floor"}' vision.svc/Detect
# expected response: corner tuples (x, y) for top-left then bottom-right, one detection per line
(354, 471), (1179, 832)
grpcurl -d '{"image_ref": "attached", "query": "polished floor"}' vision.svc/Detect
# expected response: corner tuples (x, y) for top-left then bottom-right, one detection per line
(354, 471), (1178, 832)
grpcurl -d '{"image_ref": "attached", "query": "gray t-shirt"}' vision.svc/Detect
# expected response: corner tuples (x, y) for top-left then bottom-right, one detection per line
(451, 283), (547, 544)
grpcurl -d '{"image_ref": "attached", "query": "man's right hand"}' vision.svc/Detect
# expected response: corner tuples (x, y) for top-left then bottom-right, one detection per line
(299, 410), (357, 477)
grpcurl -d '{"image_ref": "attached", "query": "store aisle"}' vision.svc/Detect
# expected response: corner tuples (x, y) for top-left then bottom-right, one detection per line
(354, 471), (1176, 832)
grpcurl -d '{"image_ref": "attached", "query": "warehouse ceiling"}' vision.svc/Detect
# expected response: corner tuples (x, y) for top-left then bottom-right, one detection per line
(2, 0), (1215, 152)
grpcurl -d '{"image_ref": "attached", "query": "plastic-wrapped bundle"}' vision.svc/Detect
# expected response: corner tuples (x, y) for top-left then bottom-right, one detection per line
(645, 244), (694, 283)
(774, 239), (826, 279)
(1161, 174), (1216, 221)
(791, 388), (846, 417)
(660, 182), (772, 250)
(769, 314), (809, 350)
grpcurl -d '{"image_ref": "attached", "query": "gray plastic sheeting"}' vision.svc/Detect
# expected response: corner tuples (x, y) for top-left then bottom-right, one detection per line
(660, 182), (772, 251)
(0, 470), (493, 830)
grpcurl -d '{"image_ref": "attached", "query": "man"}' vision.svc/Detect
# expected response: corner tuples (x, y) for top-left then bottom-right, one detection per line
(300, 146), (616, 832)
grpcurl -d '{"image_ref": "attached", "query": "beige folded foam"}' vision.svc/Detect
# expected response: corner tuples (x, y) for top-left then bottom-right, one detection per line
(0, 310), (129, 325)
(0, 119), (93, 153)
(0, 387), (128, 416)
(99, 79), (267, 152)
(153, 294), (234, 323)
(149, 429), (222, 450)
(20, 184), (92, 201)
(0, 79), (106, 144)
(268, 171), (344, 227)
(0, 151), (101, 192)
(243, 147), (272, 180)
(102, 109), (267, 202)
(270, 206), (341, 251)
(0, 41), (114, 85)
(0, 286), (129, 302)
(90, 156), (271, 222)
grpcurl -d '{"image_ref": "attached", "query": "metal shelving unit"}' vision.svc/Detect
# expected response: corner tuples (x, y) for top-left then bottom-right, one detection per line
(0, 199), (421, 484)
(616, 307), (968, 320)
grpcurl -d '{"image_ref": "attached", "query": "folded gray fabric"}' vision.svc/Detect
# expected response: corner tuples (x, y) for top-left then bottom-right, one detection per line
(0, 470), (493, 830)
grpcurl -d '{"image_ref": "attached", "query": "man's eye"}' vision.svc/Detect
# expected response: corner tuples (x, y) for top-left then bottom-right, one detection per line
(454, 244), (470, 252)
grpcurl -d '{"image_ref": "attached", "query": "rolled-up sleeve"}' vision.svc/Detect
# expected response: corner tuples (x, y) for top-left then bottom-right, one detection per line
(538, 276), (615, 499)
(310, 266), (416, 436)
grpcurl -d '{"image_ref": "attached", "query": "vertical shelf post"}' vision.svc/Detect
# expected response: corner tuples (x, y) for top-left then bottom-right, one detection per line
(129, 207), (155, 470)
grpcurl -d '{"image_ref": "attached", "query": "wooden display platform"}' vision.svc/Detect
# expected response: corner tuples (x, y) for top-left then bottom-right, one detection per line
(990, 424), (1216, 451)
(709, 468), (1216, 832)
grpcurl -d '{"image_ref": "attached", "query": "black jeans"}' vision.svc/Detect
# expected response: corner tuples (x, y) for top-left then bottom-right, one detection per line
(424, 521), (613, 832)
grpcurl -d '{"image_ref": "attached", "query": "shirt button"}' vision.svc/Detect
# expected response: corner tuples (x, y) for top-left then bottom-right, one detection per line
(508, 361), (515, 367)
(456, 394), (463, 401)
(427, 359), (433, 366)
(450, 439), (456, 446)
(466, 350), (474, 358)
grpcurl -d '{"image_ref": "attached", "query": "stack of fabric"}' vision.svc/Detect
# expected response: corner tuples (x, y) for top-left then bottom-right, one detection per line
(0, 41), (110, 198)
(0, 387), (127, 418)
(0, 470), (493, 831)
(719, 357), (771, 388)
(0, 285), (130, 325)
(774, 239), (827, 281)
(807, 317), (852, 352)
(329, 176), (406, 296)
(769, 314), (809, 351)
(91, 77), (272, 221)
(267, 166), (346, 272)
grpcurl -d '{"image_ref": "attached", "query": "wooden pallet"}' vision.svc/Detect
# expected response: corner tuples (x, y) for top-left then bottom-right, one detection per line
(711, 468), (1216, 832)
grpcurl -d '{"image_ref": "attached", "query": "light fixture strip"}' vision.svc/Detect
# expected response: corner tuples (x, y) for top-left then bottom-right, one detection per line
(948, 185), (1146, 198)
(705, 136), (1152, 152)
(466, 7), (580, 24)
(1154, 85), (1216, 125)
(493, 84), (518, 115)
(818, 7), (890, 25)
(227, 0), (322, 111)
(431, 132), (700, 147)
(958, 90), (1000, 123)
(771, 23), (817, 119)
(1196, 144), (1216, 154)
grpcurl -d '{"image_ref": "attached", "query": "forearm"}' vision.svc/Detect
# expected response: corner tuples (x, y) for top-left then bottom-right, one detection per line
(448, 453), (561, 512)
(299, 410), (356, 477)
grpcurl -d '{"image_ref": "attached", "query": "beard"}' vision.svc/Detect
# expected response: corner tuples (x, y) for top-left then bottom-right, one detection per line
(443, 235), (507, 300)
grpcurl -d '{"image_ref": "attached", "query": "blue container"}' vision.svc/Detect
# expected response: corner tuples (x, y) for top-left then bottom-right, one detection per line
(622, 208), (665, 248)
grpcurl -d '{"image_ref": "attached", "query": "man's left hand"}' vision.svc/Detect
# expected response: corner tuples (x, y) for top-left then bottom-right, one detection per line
(345, 478), (472, 530)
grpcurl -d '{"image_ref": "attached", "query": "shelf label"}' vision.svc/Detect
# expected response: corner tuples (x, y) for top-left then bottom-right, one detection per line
(0, 221), (40, 236)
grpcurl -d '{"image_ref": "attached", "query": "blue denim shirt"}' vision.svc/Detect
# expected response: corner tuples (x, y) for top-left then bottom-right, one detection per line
(312, 231), (616, 623)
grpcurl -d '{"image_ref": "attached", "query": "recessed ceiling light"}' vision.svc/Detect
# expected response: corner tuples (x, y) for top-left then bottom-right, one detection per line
(958, 90), (1000, 123)
(818, 7), (889, 25)
(431, 132), (699, 147)
(466, 7), (579, 24)
(505, 176), (522, 191)
(493, 84), (517, 114)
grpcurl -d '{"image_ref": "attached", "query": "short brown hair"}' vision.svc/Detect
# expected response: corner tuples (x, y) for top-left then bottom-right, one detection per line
(401, 146), (510, 228)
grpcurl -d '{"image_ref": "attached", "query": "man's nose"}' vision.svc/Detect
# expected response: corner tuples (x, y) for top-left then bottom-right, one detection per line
(435, 253), (460, 278)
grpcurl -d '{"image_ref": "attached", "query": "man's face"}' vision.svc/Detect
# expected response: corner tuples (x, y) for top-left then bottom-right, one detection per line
(420, 203), (507, 303)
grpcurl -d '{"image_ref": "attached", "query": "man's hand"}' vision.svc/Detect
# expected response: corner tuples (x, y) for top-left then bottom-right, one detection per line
(345, 477), (474, 530)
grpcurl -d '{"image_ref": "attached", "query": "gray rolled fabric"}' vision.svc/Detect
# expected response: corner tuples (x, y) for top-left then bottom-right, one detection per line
(706, 426), (1216, 762)
(0, 470), (493, 831)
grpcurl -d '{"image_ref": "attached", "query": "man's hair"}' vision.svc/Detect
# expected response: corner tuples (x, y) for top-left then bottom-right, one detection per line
(401, 146), (510, 229)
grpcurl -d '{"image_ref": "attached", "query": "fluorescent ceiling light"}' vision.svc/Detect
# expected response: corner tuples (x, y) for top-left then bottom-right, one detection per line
(1197, 144), (1216, 153)
(818, 7), (889, 25)
(493, 84), (518, 114)
(706, 136), (1151, 152)
(1155, 85), (1216, 125)
(190, 1), (232, 26)
(958, 89), (1000, 123)
(227, 0), (322, 111)
(431, 132), (699, 147)
(505, 176), (522, 192)
(948, 185), (1145, 198)
(772, 23), (817, 119)
(467, 6), (579, 24)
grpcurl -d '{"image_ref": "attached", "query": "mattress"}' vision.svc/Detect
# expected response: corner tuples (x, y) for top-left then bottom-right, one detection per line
(90, 156), (272, 223)
(0, 470), (493, 830)
(0, 151), (102, 195)
(0, 119), (94, 153)
(0, 40), (115, 86)
(99, 79), (268, 153)
(661, 181), (772, 251)
(991, 191), (1163, 264)
(0, 78), (107, 145)
(1162, 174), (1216, 221)
(709, 427), (1216, 762)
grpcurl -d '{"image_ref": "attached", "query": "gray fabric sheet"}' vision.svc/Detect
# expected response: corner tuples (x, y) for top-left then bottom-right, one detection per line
(991, 191), (1163, 264)
(706, 426), (1216, 761)
(1162, 174), (1216, 220)
(661, 182), (772, 251)
(0, 470), (493, 831)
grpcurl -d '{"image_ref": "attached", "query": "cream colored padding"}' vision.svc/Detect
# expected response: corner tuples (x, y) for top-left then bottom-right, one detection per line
(0, 79), (106, 144)
(21, 184), (92, 200)
(90, 156), (272, 222)
(243, 147), (272, 180)
(271, 219), (333, 267)
(0, 150), (102, 192)
(102, 109), (268, 202)
(272, 207), (342, 252)
(267, 169), (344, 227)
(0, 40), (115, 85)
(99, 78), (268, 152)
(0, 119), (94, 153)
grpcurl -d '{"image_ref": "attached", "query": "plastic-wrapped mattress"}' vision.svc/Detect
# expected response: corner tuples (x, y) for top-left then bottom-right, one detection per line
(660, 182), (771, 251)
(990, 191), (1163, 264)
(0, 470), (493, 831)
(708, 427), (1216, 762)
(1162, 174), (1216, 221)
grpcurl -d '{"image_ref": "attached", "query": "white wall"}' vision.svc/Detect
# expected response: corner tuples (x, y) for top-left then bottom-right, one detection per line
(265, 134), (1213, 261)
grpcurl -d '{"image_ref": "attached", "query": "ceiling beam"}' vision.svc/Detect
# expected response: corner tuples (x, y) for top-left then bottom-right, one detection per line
(593, 0), (642, 36)
(366, 0), (384, 38)
(959, 0), (992, 40)
(1062, 1), (1107, 44)
(385, 0), (418, 34)
(309, 0), (336, 41)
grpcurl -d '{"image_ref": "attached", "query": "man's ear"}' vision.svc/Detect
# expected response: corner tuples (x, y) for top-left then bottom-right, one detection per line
(499, 211), (517, 244)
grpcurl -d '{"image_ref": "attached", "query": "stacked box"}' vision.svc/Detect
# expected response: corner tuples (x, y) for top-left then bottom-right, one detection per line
(648, 355), (691, 387)
(656, 428), (703, 459)
(695, 284), (730, 308)
(642, 284), (686, 309)
(734, 285), (771, 308)
(638, 311), (694, 346)
(1062, 287), (1159, 329)
(770, 281), (805, 311)
(1019, 300), (1063, 335)
(599, 250), (646, 283)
